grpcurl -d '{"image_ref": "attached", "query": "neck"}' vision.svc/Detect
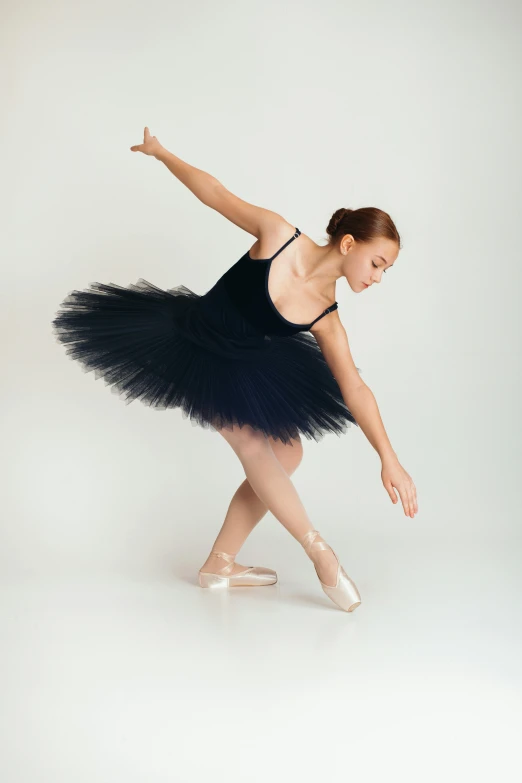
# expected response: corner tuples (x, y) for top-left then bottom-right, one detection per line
(300, 241), (343, 287)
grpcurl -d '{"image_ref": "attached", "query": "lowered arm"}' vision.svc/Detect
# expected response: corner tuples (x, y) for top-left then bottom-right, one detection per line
(311, 314), (397, 462)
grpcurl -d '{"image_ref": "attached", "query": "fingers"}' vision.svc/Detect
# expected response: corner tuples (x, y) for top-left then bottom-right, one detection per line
(398, 487), (408, 516)
(130, 127), (151, 152)
(406, 491), (413, 517)
(386, 483), (398, 504)
(400, 482), (418, 517)
(384, 472), (418, 517)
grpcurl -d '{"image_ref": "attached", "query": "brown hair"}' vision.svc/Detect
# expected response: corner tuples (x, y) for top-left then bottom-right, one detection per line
(325, 207), (402, 249)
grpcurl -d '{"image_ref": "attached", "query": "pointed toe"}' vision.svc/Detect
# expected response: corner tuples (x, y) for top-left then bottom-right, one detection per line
(321, 567), (361, 612)
(301, 530), (362, 613)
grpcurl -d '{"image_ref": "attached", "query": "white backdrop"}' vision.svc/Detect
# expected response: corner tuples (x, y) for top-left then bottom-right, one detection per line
(1, 1), (521, 781)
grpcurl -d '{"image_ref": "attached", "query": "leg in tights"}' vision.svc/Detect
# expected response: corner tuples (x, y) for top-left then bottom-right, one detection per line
(200, 424), (340, 586)
(200, 433), (304, 575)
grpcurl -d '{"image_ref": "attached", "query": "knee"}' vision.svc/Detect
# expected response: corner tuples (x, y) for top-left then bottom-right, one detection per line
(287, 437), (304, 472)
(270, 435), (303, 473)
(219, 424), (271, 459)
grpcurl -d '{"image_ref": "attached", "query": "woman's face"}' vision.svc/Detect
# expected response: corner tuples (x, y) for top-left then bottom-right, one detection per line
(340, 236), (399, 293)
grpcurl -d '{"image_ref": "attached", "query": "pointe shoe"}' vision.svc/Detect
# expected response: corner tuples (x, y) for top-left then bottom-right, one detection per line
(301, 530), (361, 612)
(198, 551), (277, 589)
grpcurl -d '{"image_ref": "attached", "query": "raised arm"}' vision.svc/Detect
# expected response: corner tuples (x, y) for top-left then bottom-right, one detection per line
(130, 128), (285, 239)
(155, 146), (223, 209)
(156, 145), (285, 238)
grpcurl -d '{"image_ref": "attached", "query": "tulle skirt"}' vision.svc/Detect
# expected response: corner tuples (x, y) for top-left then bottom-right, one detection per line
(51, 277), (359, 445)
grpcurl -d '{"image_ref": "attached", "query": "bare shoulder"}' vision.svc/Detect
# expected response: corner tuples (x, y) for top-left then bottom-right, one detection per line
(309, 308), (343, 338)
(248, 218), (299, 260)
(310, 312), (365, 393)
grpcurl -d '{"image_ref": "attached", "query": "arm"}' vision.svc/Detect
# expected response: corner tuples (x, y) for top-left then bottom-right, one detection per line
(311, 315), (418, 517)
(155, 147), (223, 209)
(131, 128), (293, 242)
(154, 147), (285, 238)
(311, 315), (396, 462)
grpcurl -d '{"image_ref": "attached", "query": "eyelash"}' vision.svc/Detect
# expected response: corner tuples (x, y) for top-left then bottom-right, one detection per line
(372, 261), (387, 274)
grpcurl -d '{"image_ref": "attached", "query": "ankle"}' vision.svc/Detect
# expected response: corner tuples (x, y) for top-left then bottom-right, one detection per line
(299, 529), (324, 558)
(210, 548), (238, 559)
(200, 550), (237, 571)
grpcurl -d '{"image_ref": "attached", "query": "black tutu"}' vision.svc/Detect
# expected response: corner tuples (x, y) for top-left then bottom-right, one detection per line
(52, 270), (359, 445)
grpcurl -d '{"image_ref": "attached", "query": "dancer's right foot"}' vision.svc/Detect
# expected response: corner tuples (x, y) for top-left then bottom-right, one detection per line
(300, 530), (361, 612)
(301, 531), (341, 586)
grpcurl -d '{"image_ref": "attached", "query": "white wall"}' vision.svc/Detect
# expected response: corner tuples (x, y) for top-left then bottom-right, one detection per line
(2, 0), (520, 579)
(2, 2), (521, 781)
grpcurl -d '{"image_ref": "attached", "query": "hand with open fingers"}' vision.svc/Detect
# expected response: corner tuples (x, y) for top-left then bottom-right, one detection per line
(381, 457), (418, 518)
(130, 126), (164, 158)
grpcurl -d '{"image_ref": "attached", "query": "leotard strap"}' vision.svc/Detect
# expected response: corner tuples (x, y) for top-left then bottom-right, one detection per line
(268, 228), (338, 326)
(309, 301), (339, 327)
(268, 228), (302, 261)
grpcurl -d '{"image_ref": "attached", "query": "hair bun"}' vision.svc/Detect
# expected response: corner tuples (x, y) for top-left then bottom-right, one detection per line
(327, 207), (352, 238)
(325, 206), (401, 247)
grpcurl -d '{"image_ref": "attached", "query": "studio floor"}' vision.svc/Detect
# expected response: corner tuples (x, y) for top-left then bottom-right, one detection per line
(1, 534), (520, 782)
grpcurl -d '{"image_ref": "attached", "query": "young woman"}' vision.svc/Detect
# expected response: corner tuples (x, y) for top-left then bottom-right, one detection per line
(52, 127), (418, 613)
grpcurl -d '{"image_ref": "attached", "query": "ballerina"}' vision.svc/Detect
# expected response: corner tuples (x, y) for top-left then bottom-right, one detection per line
(52, 127), (418, 612)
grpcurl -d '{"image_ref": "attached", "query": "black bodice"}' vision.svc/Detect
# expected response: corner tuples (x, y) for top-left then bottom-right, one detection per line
(212, 227), (338, 337)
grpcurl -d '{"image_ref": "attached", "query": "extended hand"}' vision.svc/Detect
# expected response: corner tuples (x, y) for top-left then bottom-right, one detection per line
(381, 457), (418, 517)
(130, 126), (164, 158)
